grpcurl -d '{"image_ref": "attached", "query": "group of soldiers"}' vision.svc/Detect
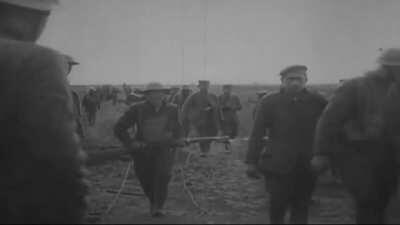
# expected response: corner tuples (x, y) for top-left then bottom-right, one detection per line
(113, 52), (400, 223)
(1, 0), (400, 224)
(113, 80), (243, 217)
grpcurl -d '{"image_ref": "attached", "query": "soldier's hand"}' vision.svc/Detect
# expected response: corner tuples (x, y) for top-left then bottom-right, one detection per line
(311, 155), (330, 174)
(246, 164), (261, 179)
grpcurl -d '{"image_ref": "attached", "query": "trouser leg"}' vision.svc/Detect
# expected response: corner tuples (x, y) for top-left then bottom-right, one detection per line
(289, 169), (315, 224)
(199, 141), (211, 154)
(92, 111), (97, 124)
(196, 125), (211, 154)
(231, 120), (238, 139)
(269, 174), (291, 224)
(133, 153), (155, 204)
(88, 111), (96, 126)
(152, 148), (175, 210)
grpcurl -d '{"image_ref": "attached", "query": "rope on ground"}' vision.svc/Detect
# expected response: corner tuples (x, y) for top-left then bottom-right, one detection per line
(102, 160), (133, 218)
(179, 152), (209, 215)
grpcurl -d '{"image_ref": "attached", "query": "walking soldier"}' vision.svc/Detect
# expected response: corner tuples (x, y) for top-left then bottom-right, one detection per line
(114, 82), (183, 217)
(82, 88), (101, 126)
(312, 48), (400, 224)
(218, 84), (242, 138)
(246, 65), (327, 224)
(181, 80), (219, 157)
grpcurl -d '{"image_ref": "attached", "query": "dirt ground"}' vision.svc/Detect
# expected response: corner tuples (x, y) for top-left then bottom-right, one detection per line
(82, 98), (400, 225)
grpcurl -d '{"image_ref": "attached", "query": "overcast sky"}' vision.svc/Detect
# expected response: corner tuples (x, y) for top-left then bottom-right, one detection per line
(39, 0), (400, 85)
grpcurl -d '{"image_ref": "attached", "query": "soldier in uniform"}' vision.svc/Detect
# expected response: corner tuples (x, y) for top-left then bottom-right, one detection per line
(172, 85), (192, 137)
(181, 80), (219, 157)
(114, 82), (183, 217)
(172, 85), (192, 110)
(246, 65), (327, 224)
(312, 48), (400, 224)
(110, 86), (120, 106)
(82, 88), (101, 126)
(0, 0), (88, 223)
(64, 55), (85, 140)
(218, 84), (242, 138)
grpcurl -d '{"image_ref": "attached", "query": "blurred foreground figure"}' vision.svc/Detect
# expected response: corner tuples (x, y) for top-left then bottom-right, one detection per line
(218, 84), (242, 138)
(0, 0), (88, 223)
(114, 82), (183, 217)
(181, 80), (219, 157)
(312, 48), (400, 224)
(82, 88), (100, 126)
(247, 65), (327, 224)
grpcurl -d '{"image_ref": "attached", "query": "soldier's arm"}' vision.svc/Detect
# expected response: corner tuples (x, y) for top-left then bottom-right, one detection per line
(246, 97), (273, 165)
(114, 106), (138, 148)
(314, 81), (358, 157)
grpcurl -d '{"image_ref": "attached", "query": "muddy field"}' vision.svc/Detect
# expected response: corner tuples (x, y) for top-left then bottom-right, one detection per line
(78, 85), (400, 224)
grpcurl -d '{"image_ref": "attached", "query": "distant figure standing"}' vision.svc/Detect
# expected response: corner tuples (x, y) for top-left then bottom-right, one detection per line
(111, 87), (120, 106)
(64, 54), (85, 139)
(182, 80), (219, 157)
(82, 88), (101, 126)
(218, 84), (242, 138)
(173, 85), (192, 137)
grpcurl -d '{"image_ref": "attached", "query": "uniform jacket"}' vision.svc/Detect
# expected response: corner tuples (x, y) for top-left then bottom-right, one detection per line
(247, 88), (327, 174)
(82, 93), (100, 113)
(0, 38), (87, 223)
(181, 91), (219, 128)
(218, 93), (242, 122)
(114, 101), (182, 147)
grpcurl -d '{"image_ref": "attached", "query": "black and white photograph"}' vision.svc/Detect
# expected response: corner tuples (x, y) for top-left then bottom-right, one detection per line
(1, 0), (400, 224)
